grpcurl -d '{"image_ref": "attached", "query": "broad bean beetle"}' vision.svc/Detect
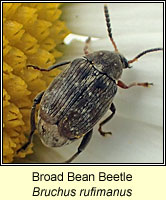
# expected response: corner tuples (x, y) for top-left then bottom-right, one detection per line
(18, 5), (163, 163)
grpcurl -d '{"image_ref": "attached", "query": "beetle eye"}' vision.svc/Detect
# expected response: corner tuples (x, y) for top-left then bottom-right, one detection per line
(119, 55), (129, 69)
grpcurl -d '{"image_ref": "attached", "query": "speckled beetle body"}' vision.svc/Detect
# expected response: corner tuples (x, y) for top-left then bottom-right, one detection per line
(17, 5), (162, 163)
(38, 51), (119, 148)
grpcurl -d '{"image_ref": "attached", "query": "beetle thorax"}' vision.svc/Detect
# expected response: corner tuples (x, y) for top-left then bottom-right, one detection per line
(85, 50), (124, 80)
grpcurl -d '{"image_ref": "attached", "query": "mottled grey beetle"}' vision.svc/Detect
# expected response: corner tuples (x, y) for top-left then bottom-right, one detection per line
(17, 5), (163, 163)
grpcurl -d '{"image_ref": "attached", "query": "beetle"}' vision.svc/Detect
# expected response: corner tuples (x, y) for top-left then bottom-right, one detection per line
(17, 5), (163, 163)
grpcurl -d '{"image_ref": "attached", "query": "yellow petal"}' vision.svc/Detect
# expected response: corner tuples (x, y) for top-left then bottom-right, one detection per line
(3, 20), (25, 45)
(3, 89), (10, 107)
(3, 3), (70, 163)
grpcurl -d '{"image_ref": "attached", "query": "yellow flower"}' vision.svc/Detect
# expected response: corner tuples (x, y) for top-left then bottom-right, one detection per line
(3, 3), (70, 163)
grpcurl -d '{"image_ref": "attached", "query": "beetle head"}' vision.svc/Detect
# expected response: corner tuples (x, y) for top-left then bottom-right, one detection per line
(85, 50), (130, 80)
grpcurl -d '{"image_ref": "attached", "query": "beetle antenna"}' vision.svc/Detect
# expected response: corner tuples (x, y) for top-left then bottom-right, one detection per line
(128, 48), (163, 64)
(104, 4), (118, 52)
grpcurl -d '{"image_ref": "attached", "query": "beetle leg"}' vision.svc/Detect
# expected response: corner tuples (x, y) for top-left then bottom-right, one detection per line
(98, 103), (116, 136)
(17, 91), (44, 153)
(84, 36), (91, 55)
(117, 80), (153, 89)
(27, 61), (71, 72)
(63, 129), (93, 163)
